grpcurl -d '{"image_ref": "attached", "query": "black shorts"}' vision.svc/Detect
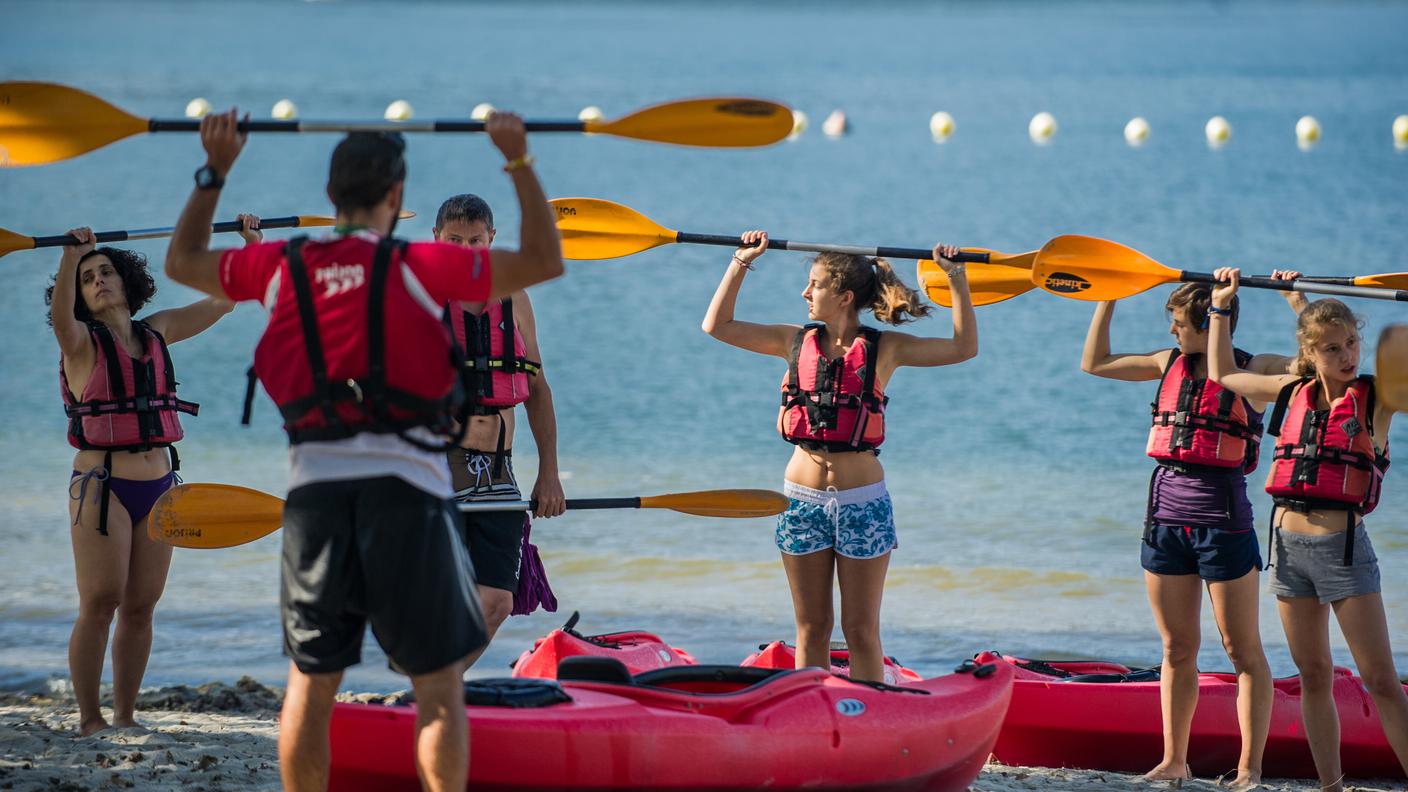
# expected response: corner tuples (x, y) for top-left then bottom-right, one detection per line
(448, 448), (526, 593)
(281, 476), (488, 676)
(1141, 522), (1263, 582)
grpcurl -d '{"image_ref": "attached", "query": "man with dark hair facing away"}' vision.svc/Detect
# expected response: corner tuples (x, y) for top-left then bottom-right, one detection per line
(165, 108), (563, 792)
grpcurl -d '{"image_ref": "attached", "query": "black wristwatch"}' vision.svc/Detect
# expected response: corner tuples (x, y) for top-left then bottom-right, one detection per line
(194, 164), (225, 191)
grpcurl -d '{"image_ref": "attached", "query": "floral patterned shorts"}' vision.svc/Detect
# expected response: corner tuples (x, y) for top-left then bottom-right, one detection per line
(776, 480), (896, 559)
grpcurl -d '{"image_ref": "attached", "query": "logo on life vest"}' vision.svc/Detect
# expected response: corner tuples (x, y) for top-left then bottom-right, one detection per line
(835, 698), (866, 717)
(716, 100), (781, 117)
(314, 262), (366, 298)
(1043, 272), (1092, 293)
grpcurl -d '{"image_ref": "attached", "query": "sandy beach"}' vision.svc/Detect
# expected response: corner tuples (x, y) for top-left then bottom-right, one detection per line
(1, 679), (1404, 792)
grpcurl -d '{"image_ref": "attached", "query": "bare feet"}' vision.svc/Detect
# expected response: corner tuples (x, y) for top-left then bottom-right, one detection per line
(1141, 762), (1191, 787)
(78, 716), (111, 737)
(112, 717), (150, 733)
(1217, 769), (1262, 790)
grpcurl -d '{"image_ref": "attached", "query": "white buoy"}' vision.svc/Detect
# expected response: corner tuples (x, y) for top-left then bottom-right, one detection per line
(1296, 115), (1321, 149)
(1393, 115), (1408, 149)
(1029, 112), (1057, 144)
(788, 110), (808, 140)
(384, 100), (414, 121)
(929, 111), (955, 142)
(1205, 116), (1232, 148)
(185, 97), (212, 119)
(821, 109), (849, 138)
(577, 106), (604, 122)
(1124, 117), (1150, 147)
(471, 102), (496, 121)
(271, 99), (298, 120)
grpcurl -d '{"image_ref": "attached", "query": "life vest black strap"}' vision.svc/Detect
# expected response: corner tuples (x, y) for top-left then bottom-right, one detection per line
(499, 297), (517, 375)
(1267, 378), (1308, 438)
(285, 237), (342, 431)
(97, 450), (112, 537)
(241, 367), (258, 426)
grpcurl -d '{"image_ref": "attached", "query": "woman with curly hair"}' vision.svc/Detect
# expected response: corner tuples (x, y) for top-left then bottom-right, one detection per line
(702, 231), (975, 682)
(47, 218), (255, 735)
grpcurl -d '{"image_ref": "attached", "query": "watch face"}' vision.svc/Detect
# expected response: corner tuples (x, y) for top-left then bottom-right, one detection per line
(195, 166), (220, 188)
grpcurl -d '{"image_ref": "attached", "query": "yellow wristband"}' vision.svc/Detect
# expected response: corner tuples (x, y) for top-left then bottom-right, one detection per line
(503, 154), (536, 172)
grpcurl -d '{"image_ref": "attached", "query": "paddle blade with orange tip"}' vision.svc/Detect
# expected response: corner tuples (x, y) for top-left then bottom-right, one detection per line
(1379, 325), (1408, 413)
(1032, 235), (1408, 303)
(554, 198), (679, 260)
(917, 250), (1040, 307)
(637, 489), (790, 518)
(585, 98), (794, 148)
(1301, 272), (1408, 290)
(0, 82), (147, 167)
(148, 483), (284, 549)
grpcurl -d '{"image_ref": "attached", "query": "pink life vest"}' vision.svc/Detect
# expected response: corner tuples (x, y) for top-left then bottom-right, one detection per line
(778, 324), (887, 453)
(246, 236), (466, 447)
(1147, 349), (1262, 473)
(61, 320), (198, 452)
(444, 298), (539, 416)
(1265, 375), (1390, 566)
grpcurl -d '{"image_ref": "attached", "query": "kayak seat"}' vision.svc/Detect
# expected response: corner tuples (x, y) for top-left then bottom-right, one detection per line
(399, 678), (573, 708)
(558, 656), (635, 685)
(635, 665), (788, 695)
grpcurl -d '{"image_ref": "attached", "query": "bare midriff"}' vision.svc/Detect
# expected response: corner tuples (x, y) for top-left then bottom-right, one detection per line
(1274, 506), (1363, 536)
(72, 447), (171, 480)
(458, 409), (516, 453)
(783, 446), (884, 491)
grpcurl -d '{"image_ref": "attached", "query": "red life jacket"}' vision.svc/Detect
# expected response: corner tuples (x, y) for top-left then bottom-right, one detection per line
(444, 298), (539, 416)
(243, 236), (466, 448)
(778, 324), (887, 453)
(61, 320), (198, 452)
(1147, 349), (1262, 473)
(1265, 375), (1390, 565)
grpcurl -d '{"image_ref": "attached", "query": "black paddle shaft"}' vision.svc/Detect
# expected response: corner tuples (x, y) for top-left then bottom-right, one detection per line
(1180, 271), (1408, 302)
(674, 231), (990, 263)
(30, 215), (309, 249)
(147, 119), (587, 133)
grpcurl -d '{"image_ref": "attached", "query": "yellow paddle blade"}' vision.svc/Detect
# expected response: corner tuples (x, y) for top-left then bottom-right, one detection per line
(917, 250), (1039, 307)
(1378, 325), (1408, 413)
(148, 483), (284, 549)
(639, 489), (790, 518)
(552, 197), (678, 260)
(1356, 272), (1408, 290)
(586, 98), (793, 148)
(0, 82), (148, 167)
(1030, 235), (1180, 301)
(0, 227), (35, 258)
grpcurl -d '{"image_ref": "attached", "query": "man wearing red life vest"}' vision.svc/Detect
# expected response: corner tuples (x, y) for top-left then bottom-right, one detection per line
(164, 109), (563, 792)
(434, 193), (564, 665)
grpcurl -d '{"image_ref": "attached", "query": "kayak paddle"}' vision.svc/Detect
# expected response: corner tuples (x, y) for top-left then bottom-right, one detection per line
(1379, 325), (1408, 413)
(551, 197), (1034, 306)
(1030, 235), (1408, 303)
(149, 483), (790, 549)
(0, 210), (416, 259)
(915, 255), (1038, 307)
(0, 82), (794, 166)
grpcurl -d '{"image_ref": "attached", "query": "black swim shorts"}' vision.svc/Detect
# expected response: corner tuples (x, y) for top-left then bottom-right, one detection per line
(281, 476), (488, 675)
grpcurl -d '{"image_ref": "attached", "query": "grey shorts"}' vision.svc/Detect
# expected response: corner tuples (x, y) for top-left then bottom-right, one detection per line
(1268, 523), (1381, 604)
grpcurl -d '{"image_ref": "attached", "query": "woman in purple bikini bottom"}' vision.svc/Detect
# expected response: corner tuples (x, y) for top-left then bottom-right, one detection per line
(47, 219), (253, 735)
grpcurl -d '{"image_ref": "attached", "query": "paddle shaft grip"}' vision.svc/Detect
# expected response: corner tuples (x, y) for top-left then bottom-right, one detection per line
(456, 497), (641, 513)
(148, 119), (587, 133)
(1181, 272), (1408, 302)
(28, 216), (308, 250)
(674, 232), (990, 263)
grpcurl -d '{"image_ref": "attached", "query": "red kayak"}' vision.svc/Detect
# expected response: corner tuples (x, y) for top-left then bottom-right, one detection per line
(979, 651), (1407, 779)
(511, 612), (697, 679)
(329, 657), (1013, 791)
(743, 640), (924, 686)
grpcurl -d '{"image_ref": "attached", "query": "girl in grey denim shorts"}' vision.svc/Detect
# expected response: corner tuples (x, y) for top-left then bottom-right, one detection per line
(1207, 274), (1406, 791)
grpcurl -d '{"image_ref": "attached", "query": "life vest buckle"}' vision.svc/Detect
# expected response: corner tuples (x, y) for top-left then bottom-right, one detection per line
(132, 394), (150, 411)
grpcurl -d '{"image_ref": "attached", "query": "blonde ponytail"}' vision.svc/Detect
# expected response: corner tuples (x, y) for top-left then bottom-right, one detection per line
(813, 252), (932, 326)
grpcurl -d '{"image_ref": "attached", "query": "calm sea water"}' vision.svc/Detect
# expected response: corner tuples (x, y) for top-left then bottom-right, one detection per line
(2, 0), (1406, 693)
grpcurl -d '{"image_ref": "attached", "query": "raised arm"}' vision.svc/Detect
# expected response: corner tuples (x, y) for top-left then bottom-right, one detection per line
(166, 110), (248, 298)
(147, 214), (258, 342)
(50, 227), (97, 364)
(513, 292), (565, 519)
(888, 243), (977, 368)
(1272, 269), (1310, 316)
(701, 230), (797, 358)
(1080, 300), (1171, 381)
(1208, 268), (1302, 402)
(480, 114), (564, 298)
